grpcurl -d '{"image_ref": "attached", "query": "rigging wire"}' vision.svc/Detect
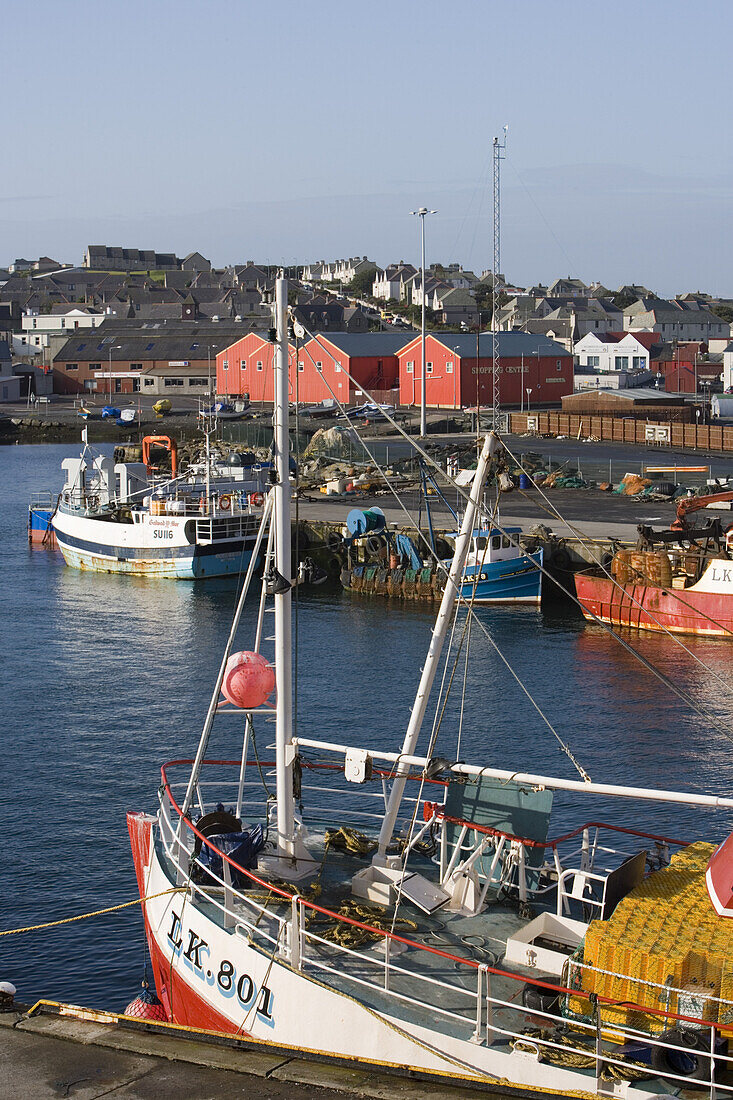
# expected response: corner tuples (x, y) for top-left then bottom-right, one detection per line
(294, 317), (733, 745)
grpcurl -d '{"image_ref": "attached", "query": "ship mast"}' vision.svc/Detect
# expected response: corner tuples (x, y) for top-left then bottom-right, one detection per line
(273, 275), (296, 861)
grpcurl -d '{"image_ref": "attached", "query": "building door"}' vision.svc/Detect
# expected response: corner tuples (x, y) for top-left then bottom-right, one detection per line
(132, 378), (140, 392)
(115, 380), (122, 393)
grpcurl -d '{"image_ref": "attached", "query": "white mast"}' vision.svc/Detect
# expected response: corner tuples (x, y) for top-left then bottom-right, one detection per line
(373, 431), (498, 865)
(273, 275), (296, 860)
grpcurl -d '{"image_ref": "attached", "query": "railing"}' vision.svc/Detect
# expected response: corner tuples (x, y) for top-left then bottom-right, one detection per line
(153, 757), (733, 1095)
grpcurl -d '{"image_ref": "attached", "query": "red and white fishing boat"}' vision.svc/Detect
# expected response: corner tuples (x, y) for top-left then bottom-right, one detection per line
(129, 277), (733, 1096)
(575, 491), (733, 638)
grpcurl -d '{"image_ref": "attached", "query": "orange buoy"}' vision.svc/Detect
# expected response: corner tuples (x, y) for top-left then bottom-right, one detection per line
(124, 982), (167, 1021)
(222, 651), (275, 709)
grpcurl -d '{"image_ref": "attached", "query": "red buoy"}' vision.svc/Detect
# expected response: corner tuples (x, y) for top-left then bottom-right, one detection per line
(222, 651), (276, 709)
(124, 984), (168, 1021)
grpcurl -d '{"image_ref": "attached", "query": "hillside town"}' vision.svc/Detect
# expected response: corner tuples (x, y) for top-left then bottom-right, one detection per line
(2, 246), (732, 423)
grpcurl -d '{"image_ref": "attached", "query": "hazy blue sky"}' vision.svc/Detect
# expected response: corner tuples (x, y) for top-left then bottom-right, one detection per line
(3, 0), (732, 295)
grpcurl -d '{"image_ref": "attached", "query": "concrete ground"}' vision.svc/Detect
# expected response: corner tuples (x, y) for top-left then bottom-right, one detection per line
(0, 1008), (504, 1100)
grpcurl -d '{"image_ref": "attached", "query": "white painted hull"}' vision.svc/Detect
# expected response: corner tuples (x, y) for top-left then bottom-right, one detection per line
(137, 832), (660, 1097)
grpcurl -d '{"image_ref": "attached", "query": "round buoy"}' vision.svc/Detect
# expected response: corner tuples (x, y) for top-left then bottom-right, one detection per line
(222, 651), (276, 709)
(0, 981), (16, 1009)
(124, 983), (167, 1021)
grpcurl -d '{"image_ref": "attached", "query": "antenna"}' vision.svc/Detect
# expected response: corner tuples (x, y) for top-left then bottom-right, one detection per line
(491, 127), (508, 431)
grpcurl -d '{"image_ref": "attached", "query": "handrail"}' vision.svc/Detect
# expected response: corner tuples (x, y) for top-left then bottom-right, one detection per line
(156, 766), (729, 1036)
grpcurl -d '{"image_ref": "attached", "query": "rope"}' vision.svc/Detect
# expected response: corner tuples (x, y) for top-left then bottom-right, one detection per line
(0, 888), (184, 937)
(510, 1028), (652, 1082)
(324, 826), (377, 857)
(308, 900), (418, 949)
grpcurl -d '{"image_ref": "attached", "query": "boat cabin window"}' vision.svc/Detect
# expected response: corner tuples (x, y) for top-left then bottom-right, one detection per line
(502, 536), (511, 549)
(491, 535), (501, 550)
(475, 536), (488, 551)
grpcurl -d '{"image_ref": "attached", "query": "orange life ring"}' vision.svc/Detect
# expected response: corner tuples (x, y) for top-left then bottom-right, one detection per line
(250, 492), (264, 507)
(219, 494), (231, 511)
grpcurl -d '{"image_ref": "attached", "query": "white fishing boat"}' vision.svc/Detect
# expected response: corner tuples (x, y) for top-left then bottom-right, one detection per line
(49, 431), (269, 579)
(129, 277), (733, 1096)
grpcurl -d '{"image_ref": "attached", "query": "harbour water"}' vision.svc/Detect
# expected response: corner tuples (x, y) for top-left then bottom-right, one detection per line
(3, 444), (733, 1012)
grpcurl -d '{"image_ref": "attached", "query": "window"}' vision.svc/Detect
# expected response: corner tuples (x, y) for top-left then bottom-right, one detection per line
(298, 361), (304, 372)
(61, 319), (65, 328)
(130, 362), (142, 371)
(406, 361), (414, 374)
(335, 363), (341, 372)
(145, 342), (154, 351)
(90, 362), (102, 371)
(502, 536), (511, 549)
(78, 343), (86, 351)
(632, 356), (646, 369)
(188, 378), (208, 386)
(144, 378), (155, 387)
(223, 360), (228, 371)
(65, 363), (78, 371)
(446, 361), (453, 374)
(32, 318), (36, 328)
(556, 360), (563, 371)
(256, 360), (263, 372)
(426, 361), (433, 375)
(491, 535), (501, 550)
(586, 355), (599, 367)
(240, 360), (246, 370)
(614, 356), (629, 369)
(164, 377), (184, 387)
(316, 361), (323, 372)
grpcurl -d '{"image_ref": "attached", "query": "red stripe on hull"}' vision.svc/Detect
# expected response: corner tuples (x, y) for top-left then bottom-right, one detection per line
(575, 573), (733, 637)
(126, 811), (248, 1036)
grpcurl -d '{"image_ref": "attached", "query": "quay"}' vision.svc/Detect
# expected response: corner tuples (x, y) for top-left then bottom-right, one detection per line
(0, 1002), (500, 1100)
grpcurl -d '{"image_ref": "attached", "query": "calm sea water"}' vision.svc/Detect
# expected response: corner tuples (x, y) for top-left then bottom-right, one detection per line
(2, 444), (733, 1010)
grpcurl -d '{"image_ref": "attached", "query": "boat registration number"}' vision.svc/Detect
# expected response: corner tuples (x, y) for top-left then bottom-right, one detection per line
(167, 910), (274, 1023)
(153, 529), (174, 539)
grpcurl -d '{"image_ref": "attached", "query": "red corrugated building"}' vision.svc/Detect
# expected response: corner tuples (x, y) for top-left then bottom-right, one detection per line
(217, 332), (408, 405)
(397, 333), (574, 408)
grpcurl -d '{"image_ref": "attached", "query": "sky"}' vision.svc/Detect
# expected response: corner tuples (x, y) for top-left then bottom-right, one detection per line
(3, 0), (733, 296)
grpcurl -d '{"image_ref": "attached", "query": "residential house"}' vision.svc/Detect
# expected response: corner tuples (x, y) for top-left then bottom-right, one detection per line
(83, 246), (181, 271)
(332, 257), (378, 285)
(623, 298), (728, 342)
(372, 263), (417, 301)
(181, 252), (211, 272)
(0, 341), (22, 402)
(574, 331), (660, 373)
(21, 306), (106, 362)
(397, 332), (573, 409)
(547, 277), (589, 298)
(430, 287), (478, 328)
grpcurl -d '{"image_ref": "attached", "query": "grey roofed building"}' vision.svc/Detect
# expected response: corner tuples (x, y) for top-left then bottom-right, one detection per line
(314, 332), (415, 356)
(53, 323), (254, 366)
(402, 332), (572, 357)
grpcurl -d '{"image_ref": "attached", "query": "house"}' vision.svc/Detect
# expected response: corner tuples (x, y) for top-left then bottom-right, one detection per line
(216, 331), (408, 405)
(21, 306), (106, 362)
(397, 332), (573, 409)
(574, 331), (660, 372)
(431, 287), (478, 328)
(83, 246), (181, 271)
(0, 339), (22, 402)
(181, 252), (211, 272)
(372, 264), (417, 301)
(547, 277), (589, 298)
(623, 298), (728, 342)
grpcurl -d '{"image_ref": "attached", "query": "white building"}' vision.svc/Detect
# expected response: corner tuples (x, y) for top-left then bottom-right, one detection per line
(21, 306), (106, 351)
(574, 331), (657, 372)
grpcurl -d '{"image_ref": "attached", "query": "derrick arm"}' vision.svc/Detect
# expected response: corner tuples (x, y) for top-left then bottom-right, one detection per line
(671, 490), (733, 531)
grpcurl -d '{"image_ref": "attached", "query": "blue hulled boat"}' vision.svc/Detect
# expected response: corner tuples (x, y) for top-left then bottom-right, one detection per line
(445, 525), (543, 604)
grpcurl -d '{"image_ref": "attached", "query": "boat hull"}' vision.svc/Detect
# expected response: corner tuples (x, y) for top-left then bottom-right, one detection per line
(52, 509), (259, 579)
(575, 565), (733, 637)
(459, 550), (543, 604)
(28, 506), (57, 548)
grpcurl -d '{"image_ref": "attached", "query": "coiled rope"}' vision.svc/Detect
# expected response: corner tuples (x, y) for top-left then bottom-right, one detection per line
(511, 1028), (652, 1082)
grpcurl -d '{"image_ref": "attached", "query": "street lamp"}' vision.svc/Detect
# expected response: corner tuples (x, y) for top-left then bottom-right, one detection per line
(207, 344), (218, 399)
(411, 206), (437, 436)
(108, 344), (121, 404)
(452, 345), (460, 410)
(526, 387), (533, 413)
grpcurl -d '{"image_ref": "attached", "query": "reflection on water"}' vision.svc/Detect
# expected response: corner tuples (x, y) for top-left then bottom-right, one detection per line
(3, 446), (733, 1009)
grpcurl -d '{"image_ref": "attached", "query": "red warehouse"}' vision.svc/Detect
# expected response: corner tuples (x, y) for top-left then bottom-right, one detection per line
(217, 332), (408, 405)
(397, 332), (574, 408)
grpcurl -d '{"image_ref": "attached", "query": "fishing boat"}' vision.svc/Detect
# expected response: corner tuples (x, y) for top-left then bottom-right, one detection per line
(342, 517), (542, 605)
(128, 277), (733, 1096)
(575, 489), (733, 637)
(45, 431), (269, 579)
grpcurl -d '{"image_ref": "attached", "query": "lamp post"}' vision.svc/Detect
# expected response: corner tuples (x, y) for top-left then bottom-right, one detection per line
(411, 207), (436, 436)
(452, 345), (460, 410)
(207, 344), (218, 399)
(108, 344), (121, 404)
(520, 353), (525, 412)
(526, 387), (533, 413)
